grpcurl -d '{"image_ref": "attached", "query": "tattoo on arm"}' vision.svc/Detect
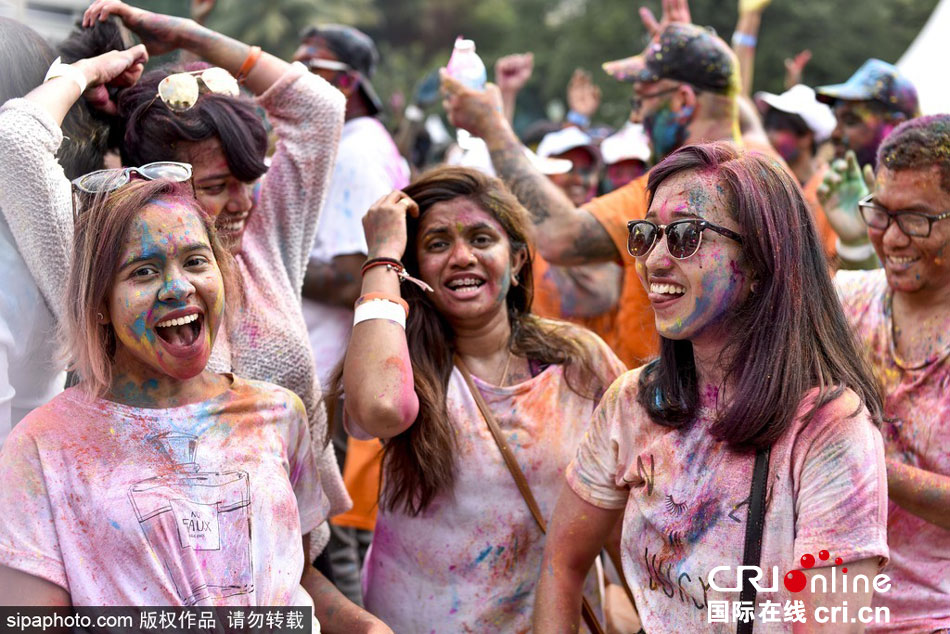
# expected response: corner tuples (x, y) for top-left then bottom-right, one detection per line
(485, 131), (618, 264)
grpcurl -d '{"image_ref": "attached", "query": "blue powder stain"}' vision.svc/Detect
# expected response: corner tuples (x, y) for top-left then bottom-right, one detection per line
(132, 314), (156, 344)
(449, 588), (461, 615)
(496, 581), (531, 606)
(110, 520), (120, 530)
(474, 545), (493, 565)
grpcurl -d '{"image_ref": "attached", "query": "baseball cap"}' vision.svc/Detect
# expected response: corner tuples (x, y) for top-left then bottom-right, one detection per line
(300, 24), (383, 115)
(755, 85), (837, 142)
(815, 59), (920, 118)
(602, 23), (740, 97)
(535, 127), (601, 175)
(600, 123), (651, 165)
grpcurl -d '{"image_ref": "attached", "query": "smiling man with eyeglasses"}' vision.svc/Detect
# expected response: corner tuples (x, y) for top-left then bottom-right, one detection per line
(835, 114), (950, 632)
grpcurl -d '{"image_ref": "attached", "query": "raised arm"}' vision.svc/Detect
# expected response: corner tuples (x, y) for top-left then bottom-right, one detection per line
(441, 73), (616, 265)
(732, 0), (772, 98)
(0, 46), (148, 321)
(342, 192), (420, 439)
(494, 53), (534, 125)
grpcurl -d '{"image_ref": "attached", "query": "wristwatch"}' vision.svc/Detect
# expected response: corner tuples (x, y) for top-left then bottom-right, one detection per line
(43, 57), (88, 95)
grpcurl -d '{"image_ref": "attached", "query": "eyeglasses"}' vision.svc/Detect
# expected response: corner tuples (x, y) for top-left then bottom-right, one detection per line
(627, 219), (743, 259)
(629, 86), (679, 111)
(71, 162), (193, 194)
(157, 67), (240, 112)
(858, 194), (950, 238)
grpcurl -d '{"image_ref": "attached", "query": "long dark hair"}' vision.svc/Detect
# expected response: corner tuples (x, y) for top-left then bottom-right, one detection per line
(638, 142), (882, 448)
(116, 66), (268, 181)
(352, 166), (614, 516)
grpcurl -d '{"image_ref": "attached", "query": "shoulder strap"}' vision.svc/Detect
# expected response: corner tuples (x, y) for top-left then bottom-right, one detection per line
(454, 356), (605, 634)
(737, 447), (771, 634)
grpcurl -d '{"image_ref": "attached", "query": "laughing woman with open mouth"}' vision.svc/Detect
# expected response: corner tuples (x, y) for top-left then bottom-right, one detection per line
(533, 142), (891, 633)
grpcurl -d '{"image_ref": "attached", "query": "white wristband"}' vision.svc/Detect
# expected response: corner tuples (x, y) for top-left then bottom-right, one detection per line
(353, 299), (406, 329)
(44, 57), (88, 95)
(835, 238), (876, 262)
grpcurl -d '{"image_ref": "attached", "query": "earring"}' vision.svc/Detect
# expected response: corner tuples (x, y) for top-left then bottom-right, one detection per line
(97, 312), (104, 321)
(750, 281), (759, 293)
(511, 275), (520, 287)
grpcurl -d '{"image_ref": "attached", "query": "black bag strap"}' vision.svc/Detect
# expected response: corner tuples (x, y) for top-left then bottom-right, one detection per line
(737, 447), (770, 634)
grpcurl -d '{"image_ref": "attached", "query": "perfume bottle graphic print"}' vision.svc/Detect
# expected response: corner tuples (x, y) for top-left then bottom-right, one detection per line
(129, 432), (253, 605)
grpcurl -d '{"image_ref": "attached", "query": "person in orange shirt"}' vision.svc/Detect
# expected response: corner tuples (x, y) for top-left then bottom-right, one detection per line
(441, 0), (777, 370)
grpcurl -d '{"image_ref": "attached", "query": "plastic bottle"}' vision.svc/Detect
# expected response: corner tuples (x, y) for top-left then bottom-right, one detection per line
(446, 37), (487, 147)
(446, 37), (487, 90)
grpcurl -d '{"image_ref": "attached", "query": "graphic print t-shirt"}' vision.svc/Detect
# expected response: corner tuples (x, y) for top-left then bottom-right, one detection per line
(0, 376), (326, 607)
(567, 367), (889, 632)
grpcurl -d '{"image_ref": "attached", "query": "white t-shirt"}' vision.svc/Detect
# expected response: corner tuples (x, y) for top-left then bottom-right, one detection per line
(0, 214), (64, 445)
(302, 116), (409, 388)
(351, 328), (625, 632)
(0, 376), (326, 607)
(567, 367), (889, 632)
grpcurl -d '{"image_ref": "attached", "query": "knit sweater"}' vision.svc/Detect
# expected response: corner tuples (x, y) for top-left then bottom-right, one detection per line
(0, 64), (350, 553)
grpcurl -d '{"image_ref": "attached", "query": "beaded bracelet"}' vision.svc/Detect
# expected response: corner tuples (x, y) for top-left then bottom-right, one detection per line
(361, 257), (434, 292)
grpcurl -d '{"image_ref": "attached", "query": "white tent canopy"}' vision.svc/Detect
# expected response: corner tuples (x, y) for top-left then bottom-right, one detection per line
(898, 0), (950, 114)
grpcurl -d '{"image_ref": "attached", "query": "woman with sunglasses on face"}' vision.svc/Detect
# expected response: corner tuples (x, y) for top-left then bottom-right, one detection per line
(339, 166), (625, 632)
(0, 0), (351, 572)
(0, 179), (387, 631)
(533, 142), (890, 632)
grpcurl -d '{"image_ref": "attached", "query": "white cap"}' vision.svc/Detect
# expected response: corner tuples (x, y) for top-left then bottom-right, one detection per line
(535, 127), (600, 175)
(600, 122), (651, 165)
(754, 84), (837, 143)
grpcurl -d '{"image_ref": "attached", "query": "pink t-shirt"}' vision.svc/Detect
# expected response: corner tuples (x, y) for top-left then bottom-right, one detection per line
(352, 327), (625, 633)
(567, 366), (888, 632)
(837, 269), (950, 633)
(0, 376), (326, 607)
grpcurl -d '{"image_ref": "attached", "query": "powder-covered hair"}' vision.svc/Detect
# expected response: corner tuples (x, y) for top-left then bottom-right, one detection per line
(877, 114), (950, 192)
(331, 166), (615, 516)
(638, 142), (883, 448)
(64, 179), (240, 397)
(116, 65), (268, 182)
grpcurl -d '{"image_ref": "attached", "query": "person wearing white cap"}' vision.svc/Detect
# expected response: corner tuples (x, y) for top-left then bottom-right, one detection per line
(599, 122), (651, 192)
(756, 84), (841, 264)
(535, 126), (603, 207)
(755, 84), (835, 187)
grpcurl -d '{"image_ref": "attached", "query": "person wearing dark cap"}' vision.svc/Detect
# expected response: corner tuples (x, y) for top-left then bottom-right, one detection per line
(441, 0), (775, 370)
(816, 58), (920, 168)
(294, 25), (410, 608)
(816, 60), (920, 269)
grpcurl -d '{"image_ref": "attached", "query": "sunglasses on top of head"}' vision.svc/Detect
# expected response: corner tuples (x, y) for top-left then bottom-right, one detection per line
(627, 218), (743, 259)
(71, 162), (193, 194)
(155, 67), (240, 112)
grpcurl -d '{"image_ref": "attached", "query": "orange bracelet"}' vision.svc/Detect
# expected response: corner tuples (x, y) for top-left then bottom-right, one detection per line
(355, 292), (409, 318)
(235, 46), (262, 83)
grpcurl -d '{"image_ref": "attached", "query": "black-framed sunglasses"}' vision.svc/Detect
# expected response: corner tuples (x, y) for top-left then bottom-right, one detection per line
(627, 219), (743, 259)
(858, 193), (950, 238)
(71, 162), (193, 194)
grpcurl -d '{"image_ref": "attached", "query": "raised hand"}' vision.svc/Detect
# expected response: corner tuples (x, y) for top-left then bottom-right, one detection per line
(83, 0), (184, 57)
(640, 0), (692, 39)
(567, 69), (601, 119)
(784, 49), (812, 90)
(74, 44), (149, 115)
(494, 53), (534, 96)
(440, 69), (506, 139)
(363, 191), (420, 260)
(818, 150), (877, 245)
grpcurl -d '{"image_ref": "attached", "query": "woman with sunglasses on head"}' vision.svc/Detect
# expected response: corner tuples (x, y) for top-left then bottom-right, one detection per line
(0, 0), (352, 588)
(0, 179), (386, 631)
(339, 166), (625, 632)
(533, 142), (890, 632)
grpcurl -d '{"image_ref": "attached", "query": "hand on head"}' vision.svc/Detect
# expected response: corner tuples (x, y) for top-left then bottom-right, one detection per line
(567, 69), (601, 119)
(494, 53), (534, 96)
(818, 149), (877, 245)
(75, 44), (149, 115)
(639, 0), (692, 39)
(362, 191), (420, 260)
(440, 70), (506, 138)
(83, 0), (182, 57)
